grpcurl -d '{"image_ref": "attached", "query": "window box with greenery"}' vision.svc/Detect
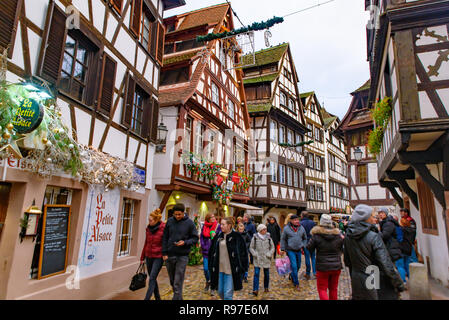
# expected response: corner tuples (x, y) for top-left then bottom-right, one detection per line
(367, 96), (392, 155)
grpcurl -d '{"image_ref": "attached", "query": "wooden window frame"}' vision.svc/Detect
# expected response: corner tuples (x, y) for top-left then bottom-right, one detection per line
(184, 116), (193, 152)
(293, 168), (299, 188)
(357, 164), (368, 185)
(110, 0), (123, 14)
(417, 177), (439, 235)
(270, 161), (278, 183)
(270, 120), (278, 142)
(228, 99), (235, 121)
(280, 91), (287, 107)
(279, 164), (286, 185)
(278, 124), (286, 144)
(118, 198), (135, 257)
(287, 166), (293, 186)
(211, 82), (220, 106)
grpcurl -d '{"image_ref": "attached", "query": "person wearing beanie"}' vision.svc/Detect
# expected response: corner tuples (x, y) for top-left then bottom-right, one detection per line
(306, 214), (343, 300)
(280, 214), (308, 291)
(343, 204), (405, 300)
(140, 209), (165, 300)
(162, 203), (199, 300)
(249, 224), (274, 296)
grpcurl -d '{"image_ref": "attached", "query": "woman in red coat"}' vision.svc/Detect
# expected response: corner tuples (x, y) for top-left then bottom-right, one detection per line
(140, 209), (165, 300)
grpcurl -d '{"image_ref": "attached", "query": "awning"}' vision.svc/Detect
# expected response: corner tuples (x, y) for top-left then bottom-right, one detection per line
(229, 202), (264, 216)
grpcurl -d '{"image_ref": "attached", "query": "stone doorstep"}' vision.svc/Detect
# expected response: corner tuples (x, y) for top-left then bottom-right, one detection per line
(400, 278), (449, 300)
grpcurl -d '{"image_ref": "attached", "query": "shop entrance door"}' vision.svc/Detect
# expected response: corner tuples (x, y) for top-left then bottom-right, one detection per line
(0, 183), (12, 241)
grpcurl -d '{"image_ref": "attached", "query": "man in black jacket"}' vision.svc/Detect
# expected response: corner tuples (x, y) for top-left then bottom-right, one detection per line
(378, 207), (402, 262)
(266, 216), (281, 259)
(344, 204), (404, 300)
(162, 203), (199, 300)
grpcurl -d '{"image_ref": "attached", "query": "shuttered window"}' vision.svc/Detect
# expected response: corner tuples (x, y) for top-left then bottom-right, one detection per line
(122, 74), (159, 141)
(156, 22), (165, 65)
(357, 164), (367, 184)
(130, 0), (143, 37)
(0, 0), (22, 59)
(110, 0), (123, 13)
(417, 177), (438, 235)
(98, 54), (117, 115)
(39, 3), (68, 84)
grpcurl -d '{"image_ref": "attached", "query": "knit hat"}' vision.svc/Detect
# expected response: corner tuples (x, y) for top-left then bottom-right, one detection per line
(378, 207), (389, 215)
(351, 204), (373, 223)
(290, 214), (299, 221)
(320, 214), (333, 228)
(257, 224), (267, 233)
(150, 209), (162, 223)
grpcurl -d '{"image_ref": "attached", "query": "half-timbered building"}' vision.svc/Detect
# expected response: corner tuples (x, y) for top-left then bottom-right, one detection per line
(365, 0), (449, 286)
(323, 112), (350, 214)
(150, 3), (254, 221)
(300, 92), (328, 219)
(0, 0), (185, 299)
(242, 43), (307, 227)
(337, 81), (396, 213)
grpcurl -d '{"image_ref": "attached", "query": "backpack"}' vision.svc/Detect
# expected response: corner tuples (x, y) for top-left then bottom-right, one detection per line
(254, 236), (273, 251)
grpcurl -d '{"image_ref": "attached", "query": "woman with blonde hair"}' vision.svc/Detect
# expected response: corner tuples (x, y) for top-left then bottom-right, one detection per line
(285, 213), (294, 226)
(140, 208), (165, 300)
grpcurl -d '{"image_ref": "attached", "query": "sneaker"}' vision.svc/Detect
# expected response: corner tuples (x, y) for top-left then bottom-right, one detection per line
(204, 281), (210, 293)
(252, 291), (258, 297)
(295, 285), (300, 291)
(210, 290), (216, 296)
(304, 274), (311, 280)
(264, 288), (269, 293)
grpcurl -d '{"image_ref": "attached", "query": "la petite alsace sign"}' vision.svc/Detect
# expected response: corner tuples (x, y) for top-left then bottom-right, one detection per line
(13, 98), (44, 134)
(77, 185), (120, 279)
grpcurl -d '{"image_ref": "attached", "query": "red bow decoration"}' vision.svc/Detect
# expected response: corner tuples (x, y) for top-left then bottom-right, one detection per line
(232, 172), (240, 184)
(214, 175), (224, 186)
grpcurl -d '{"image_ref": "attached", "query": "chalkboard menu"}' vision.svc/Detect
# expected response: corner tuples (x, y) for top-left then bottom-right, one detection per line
(38, 205), (71, 279)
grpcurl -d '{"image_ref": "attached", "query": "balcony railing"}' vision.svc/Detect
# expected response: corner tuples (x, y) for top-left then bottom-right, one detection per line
(377, 101), (400, 175)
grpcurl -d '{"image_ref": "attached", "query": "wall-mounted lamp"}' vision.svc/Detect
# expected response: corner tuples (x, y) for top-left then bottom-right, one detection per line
(353, 147), (363, 162)
(19, 199), (42, 243)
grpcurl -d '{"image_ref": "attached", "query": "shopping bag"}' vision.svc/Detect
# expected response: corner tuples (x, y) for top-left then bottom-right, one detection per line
(129, 262), (147, 291)
(276, 243), (281, 255)
(275, 256), (291, 276)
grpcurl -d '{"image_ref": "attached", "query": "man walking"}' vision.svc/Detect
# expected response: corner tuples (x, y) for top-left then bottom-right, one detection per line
(344, 204), (404, 300)
(243, 213), (256, 264)
(162, 203), (199, 300)
(280, 214), (308, 291)
(300, 212), (316, 280)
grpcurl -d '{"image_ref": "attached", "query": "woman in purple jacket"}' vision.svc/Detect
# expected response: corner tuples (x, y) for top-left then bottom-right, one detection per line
(200, 213), (221, 294)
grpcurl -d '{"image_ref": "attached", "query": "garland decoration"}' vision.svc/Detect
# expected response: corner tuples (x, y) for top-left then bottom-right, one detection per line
(367, 96), (392, 155)
(279, 140), (314, 148)
(196, 16), (284, 42)
(0, 49), (141, 191)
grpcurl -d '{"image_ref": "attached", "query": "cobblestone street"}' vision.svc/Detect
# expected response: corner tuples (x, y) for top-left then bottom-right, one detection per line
(108, 256), (352, 300)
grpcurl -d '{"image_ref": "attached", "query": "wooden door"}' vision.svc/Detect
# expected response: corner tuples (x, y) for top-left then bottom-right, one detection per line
(0, 183), (12, 241)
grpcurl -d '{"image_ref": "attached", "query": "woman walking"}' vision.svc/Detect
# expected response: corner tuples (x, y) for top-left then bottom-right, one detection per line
(306, 214), (344, 300)
(237, 223), (251, 283)
(209, 217), (249, 300)
(249, 224), (275, 296)
(140, 209), (165, 300)
(200, 213), (221, 293)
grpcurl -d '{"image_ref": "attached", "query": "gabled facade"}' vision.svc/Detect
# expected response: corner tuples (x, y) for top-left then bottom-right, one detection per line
(151, 3), (252, 220)
(337, 81), (395, 211)
(0, 0), (185, 299)
(365, 0), (449, 286)
(300, 92), (327, 217)
(242, 43), (307, 227)
(323, 113), (350, 214)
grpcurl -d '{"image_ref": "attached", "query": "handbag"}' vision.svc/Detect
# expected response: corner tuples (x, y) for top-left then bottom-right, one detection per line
(275, 256), (291, 276)
(129, 262), (147, 291)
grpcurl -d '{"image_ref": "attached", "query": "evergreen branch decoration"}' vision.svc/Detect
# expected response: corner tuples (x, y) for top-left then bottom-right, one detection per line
(196, 16), (284, 42)
(279, 140), (314, 148)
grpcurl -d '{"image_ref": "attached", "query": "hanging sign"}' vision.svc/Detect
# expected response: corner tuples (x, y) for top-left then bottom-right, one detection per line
(12, 98), (44, 134)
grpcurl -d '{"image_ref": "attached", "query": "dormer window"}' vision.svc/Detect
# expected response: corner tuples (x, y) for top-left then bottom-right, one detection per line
(280, 91), (287, 106)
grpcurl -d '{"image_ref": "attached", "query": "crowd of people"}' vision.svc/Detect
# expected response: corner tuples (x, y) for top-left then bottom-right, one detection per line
(139, 202), (417, 301)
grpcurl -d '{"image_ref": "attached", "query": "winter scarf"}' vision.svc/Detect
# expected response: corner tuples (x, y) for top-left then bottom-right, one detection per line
(149, 222), (161, 234)
(203, 220), (218, 238)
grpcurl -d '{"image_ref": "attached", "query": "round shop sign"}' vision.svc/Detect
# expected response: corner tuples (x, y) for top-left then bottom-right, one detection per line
(12, 98), (44, 134)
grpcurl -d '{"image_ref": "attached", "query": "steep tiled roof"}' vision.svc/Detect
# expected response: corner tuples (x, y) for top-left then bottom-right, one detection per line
(353, 79), (371, 94)
(241, 43), (288, 68)
(163, 49), (201, 65)
(243, 73), (279, 85)
(167, 3), (229, 34)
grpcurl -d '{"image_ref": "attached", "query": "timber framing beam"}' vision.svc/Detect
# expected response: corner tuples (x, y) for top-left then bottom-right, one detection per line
(379, 181), (404, 208)
(411, 163), (446, 209)
(386, 170), (419, 209)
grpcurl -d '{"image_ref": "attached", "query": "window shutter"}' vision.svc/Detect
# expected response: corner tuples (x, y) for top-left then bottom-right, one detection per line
(150, 98), (159, 142)
(150, 21), (158, 58)
(110, 0), (123, 13)
(0, 0), (22, 59)
(130, 0), (143, 37)
(123, 75), (135, 128)
(156, 22), (165, 65)
(141, 96), (152, 139)
(38, 2), (67, 84)
(321, 157), (325, 172)
(97, 54), (117, 115)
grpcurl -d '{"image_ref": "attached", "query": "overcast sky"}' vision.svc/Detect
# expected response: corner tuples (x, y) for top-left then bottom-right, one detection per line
(166, 0), (371, 119)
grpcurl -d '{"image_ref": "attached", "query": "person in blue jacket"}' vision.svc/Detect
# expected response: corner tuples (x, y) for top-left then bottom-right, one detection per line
(301, 212), (317, 279)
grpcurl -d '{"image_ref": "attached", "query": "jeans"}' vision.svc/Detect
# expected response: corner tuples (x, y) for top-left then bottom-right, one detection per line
(144, 257), (163, 300)
(410, 246), (418, 263)
(253, 267), (270, 292)
(218, 272), (234, 300)
(316, 270), (341, 300)
(287, 250), (302, 286)
(304, 247), (316, 276)
(395, 255), (411, 283)
(203, 256), (210, 282)
(165, 255), (189, 300)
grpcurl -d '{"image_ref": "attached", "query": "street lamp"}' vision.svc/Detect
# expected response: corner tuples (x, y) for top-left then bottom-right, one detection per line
(156, 121), (168, 153)
(353, 146), (363, 162)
